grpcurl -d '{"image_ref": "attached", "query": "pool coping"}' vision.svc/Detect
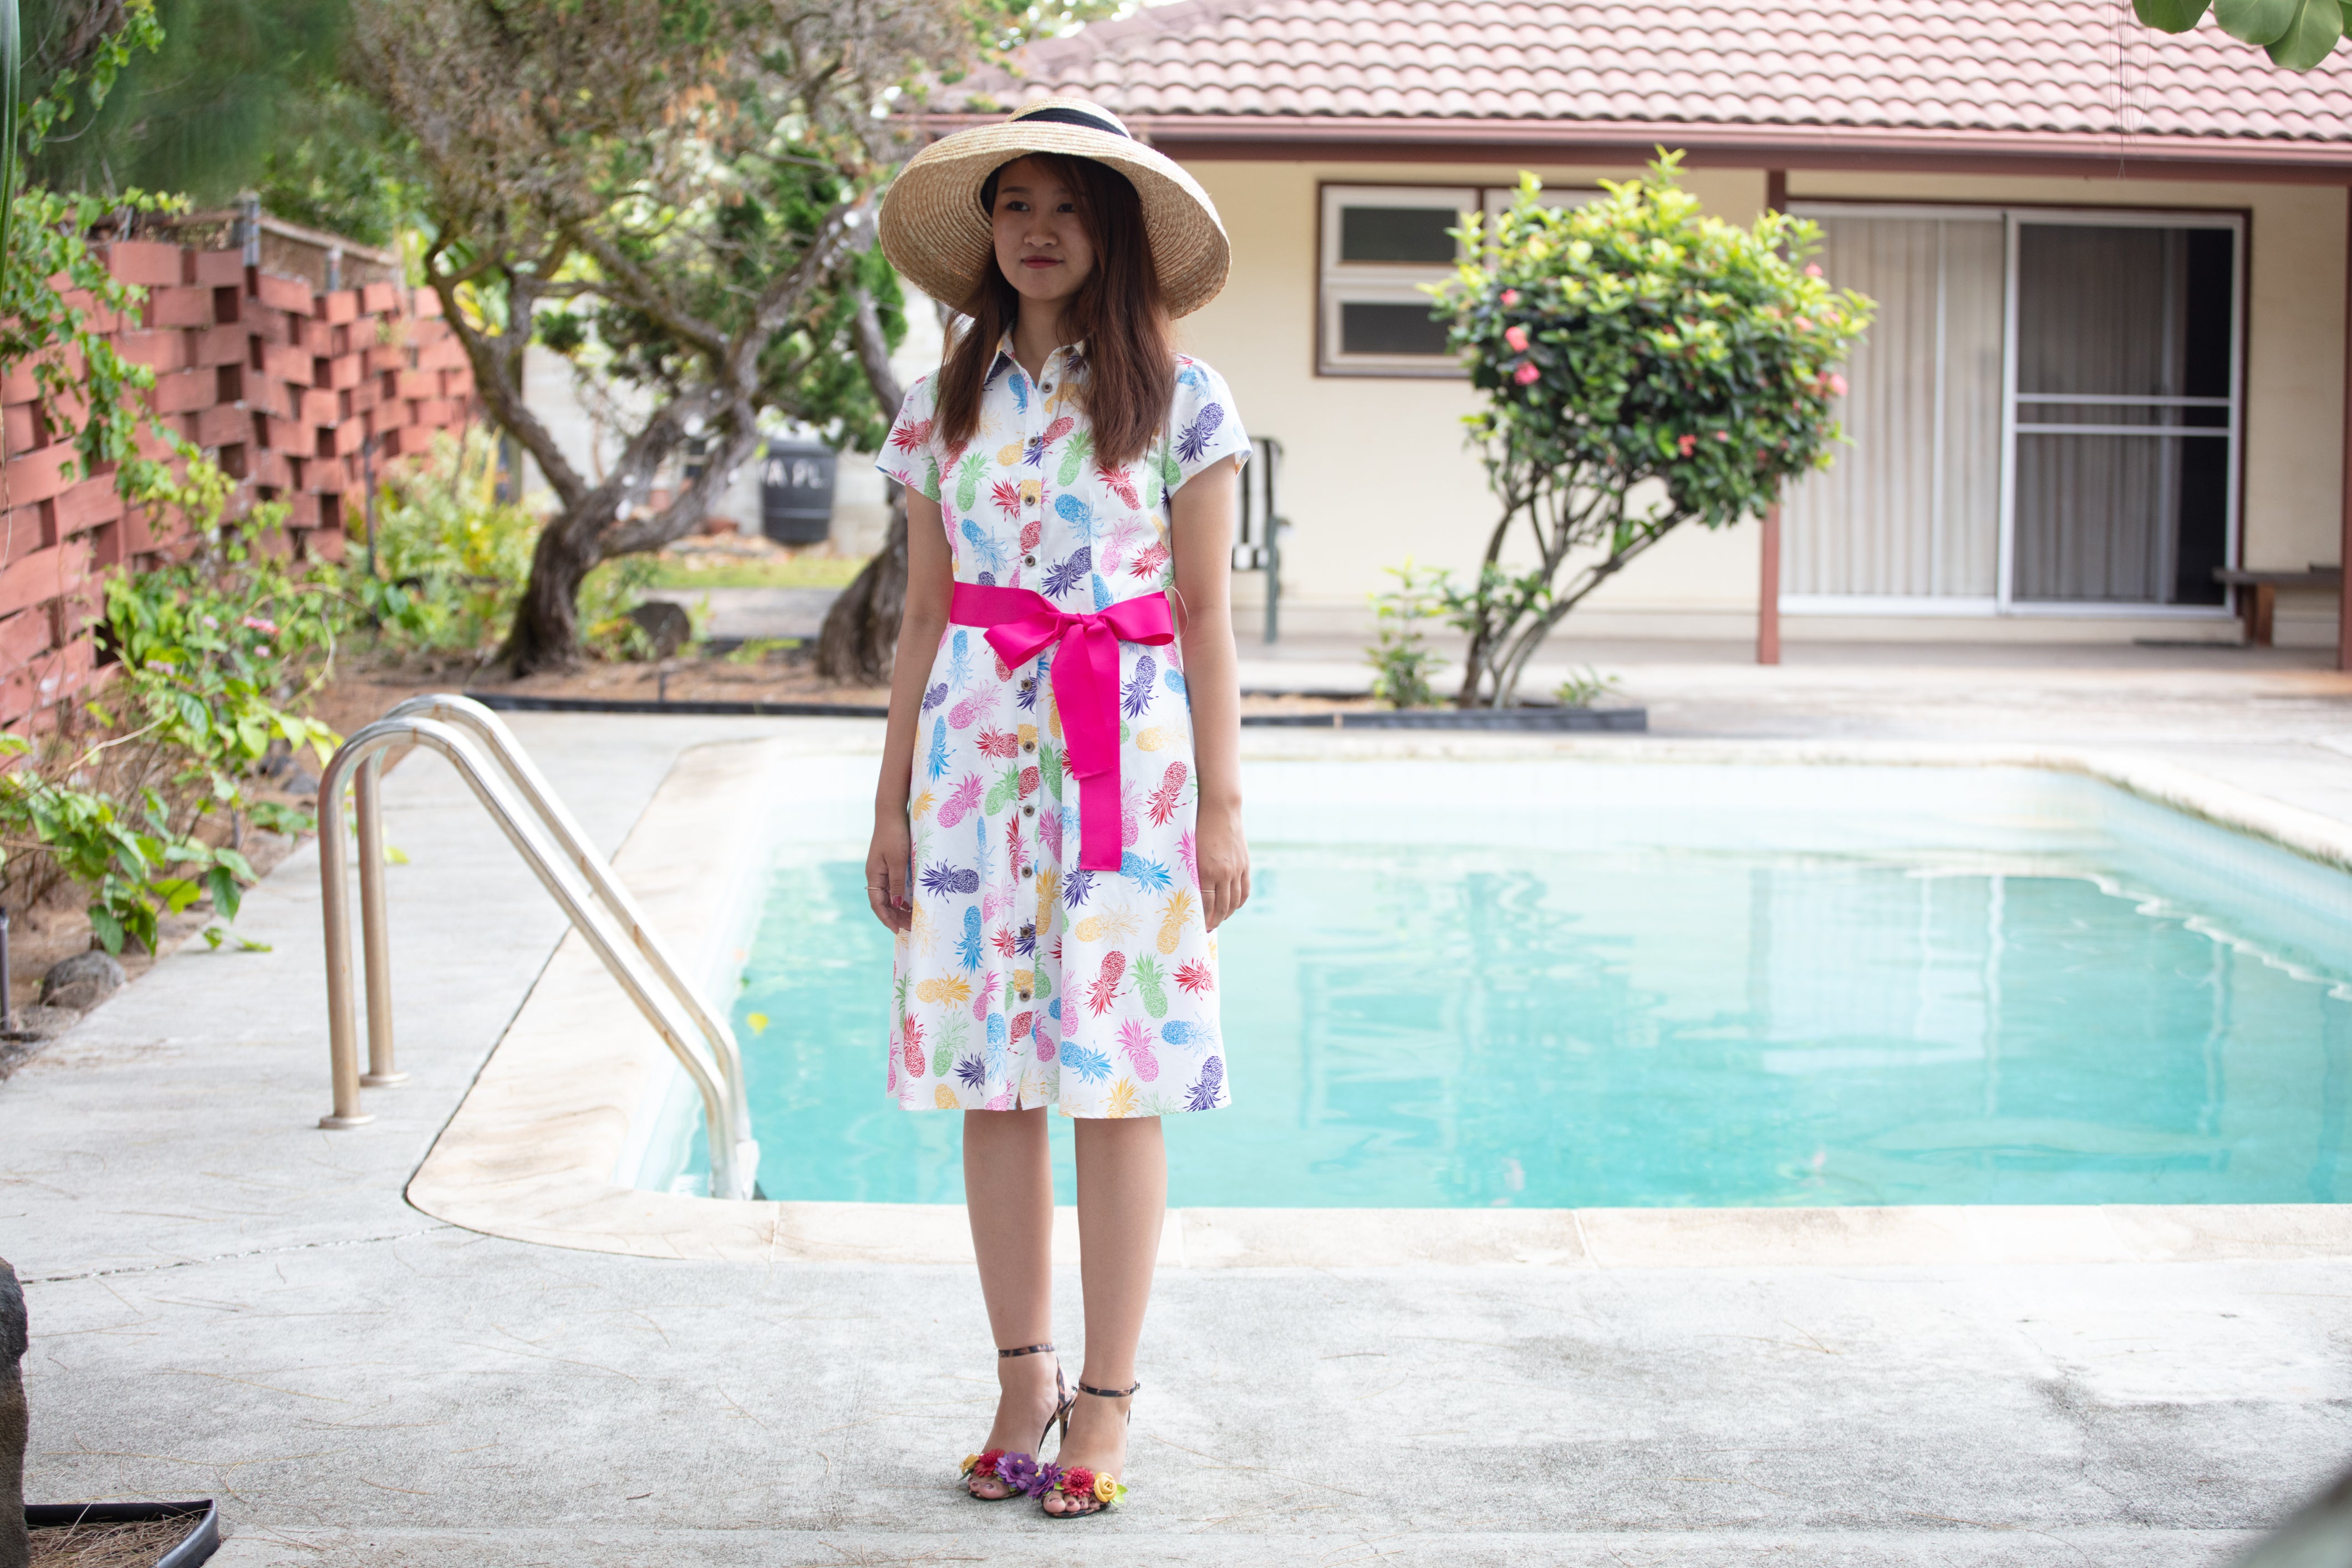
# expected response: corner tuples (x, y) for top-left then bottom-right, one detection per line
(403, 730), (2352, 1267)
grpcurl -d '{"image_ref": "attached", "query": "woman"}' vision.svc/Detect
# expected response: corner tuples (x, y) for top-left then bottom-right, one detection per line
(866, 98), (1251, 1518)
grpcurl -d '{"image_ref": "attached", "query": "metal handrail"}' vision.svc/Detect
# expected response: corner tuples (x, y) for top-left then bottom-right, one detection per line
(374, 694), (754, 1119)
(314, 697), (760, 1202)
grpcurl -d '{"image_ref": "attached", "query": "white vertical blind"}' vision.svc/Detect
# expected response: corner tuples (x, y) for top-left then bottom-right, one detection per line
(1781, 215), (2004, 599)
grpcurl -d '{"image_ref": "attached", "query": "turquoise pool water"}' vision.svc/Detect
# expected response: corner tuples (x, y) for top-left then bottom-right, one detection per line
(664, 762), (2352, 1209)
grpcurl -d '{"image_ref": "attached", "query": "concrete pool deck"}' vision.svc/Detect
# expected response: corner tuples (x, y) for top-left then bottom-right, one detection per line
(6, 650), (2352, 1564)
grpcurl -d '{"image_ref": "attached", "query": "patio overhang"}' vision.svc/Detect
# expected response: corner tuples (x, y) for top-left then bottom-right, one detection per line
(906, 110), (2352, 186)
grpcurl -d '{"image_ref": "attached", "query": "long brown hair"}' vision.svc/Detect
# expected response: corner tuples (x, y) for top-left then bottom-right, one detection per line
(933, 152), (1175, 472)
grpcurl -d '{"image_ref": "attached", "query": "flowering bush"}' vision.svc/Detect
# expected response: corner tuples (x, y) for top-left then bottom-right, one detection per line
(1427, 152), (1872, 706)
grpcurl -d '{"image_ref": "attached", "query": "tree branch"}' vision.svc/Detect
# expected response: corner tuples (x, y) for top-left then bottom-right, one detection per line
(427, 242), (591, 512)
(564, 228), (734, 359)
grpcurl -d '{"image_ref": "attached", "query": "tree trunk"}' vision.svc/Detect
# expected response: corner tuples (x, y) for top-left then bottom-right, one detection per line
(815, 483), (908, 684)
(0, 1258), (27, 1568)
(814, 281), (911, 685)
(495, 520), (598, 675)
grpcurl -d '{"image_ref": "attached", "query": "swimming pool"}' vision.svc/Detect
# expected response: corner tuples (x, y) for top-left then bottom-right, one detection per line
(634, 758), (2352, 1210)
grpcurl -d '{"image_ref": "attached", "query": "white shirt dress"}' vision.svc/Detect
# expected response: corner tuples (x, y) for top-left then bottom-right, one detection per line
(877, 337), (1249, 1117)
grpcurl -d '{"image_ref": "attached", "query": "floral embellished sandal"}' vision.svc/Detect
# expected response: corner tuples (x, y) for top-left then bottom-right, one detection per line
(958, 1342), (1072, 1501)
(1037, 1377), (1138, 1518)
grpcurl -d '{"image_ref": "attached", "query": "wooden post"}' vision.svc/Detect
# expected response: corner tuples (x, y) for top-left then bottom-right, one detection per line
(2341, 184), (2352, 671)
(1759, 170), (1789, 666)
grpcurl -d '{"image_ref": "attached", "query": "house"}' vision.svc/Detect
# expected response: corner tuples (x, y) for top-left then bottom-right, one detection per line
(916, 0), (2352, 658)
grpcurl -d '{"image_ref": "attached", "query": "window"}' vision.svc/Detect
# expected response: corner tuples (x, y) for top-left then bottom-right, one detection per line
(1317, 183), (1597, 377)
(1779, 203), (2242, 616)
(1319, 185), (1472, 376)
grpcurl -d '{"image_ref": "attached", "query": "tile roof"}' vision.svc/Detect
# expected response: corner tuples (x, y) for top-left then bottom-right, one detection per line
(935, 0), (2352, 166)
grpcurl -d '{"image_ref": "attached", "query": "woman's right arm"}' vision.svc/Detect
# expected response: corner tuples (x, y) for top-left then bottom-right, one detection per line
(868, 490), (954, 934)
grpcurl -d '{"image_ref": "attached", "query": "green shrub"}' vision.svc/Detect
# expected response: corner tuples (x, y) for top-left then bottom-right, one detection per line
(343, 429), (658, 663)
(1363, 559), (1449, 710)
(1428, 153), (1873, 706)
(0, 472), (342, 953)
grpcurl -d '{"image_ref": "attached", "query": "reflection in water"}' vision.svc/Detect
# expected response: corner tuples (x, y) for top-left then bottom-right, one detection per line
(725, 845), (2352, 1208)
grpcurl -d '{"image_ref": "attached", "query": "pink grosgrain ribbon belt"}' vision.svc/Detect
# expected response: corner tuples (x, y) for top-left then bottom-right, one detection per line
(949, 581), (1175, 874)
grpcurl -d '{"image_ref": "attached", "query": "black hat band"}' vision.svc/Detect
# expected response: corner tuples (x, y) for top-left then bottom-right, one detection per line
(1010, 105), (1132, 140)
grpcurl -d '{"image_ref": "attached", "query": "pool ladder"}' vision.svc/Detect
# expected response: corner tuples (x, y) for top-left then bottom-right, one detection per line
(313, 693), (761, 1202)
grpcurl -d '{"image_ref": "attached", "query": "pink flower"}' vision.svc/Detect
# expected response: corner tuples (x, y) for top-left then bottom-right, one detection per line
(1804, 264), (1822, 278)
(1513, 362), (1541, 386)
(241, 615), (279, 637)
(1794, 317), (1813, 332)
(1826, 371), (1849, 396)
(1500, 288), (1520, 306)
(1714, 430), (1729, 441)
(1503, 325), (1529, 352)
(1676, 433), (1697, 456)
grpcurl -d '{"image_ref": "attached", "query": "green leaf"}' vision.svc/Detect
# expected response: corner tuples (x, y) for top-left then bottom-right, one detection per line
(2267, 0), (2343, 64)
(88, 906), (124, 955)
(2217, 0), (2297, 42)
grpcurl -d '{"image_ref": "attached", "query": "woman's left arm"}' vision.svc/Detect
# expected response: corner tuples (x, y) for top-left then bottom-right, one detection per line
(1170, 455), (1250, 932)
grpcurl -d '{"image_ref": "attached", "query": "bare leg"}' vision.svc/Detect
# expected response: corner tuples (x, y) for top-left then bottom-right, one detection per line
(1043, 1114), (1165, 1513)
(962, 1107), (1058, 1497)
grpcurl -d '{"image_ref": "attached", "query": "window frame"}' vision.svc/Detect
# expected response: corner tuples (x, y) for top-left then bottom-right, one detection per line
(1781, 199), (2248, 620)
(1315, 181), (1599, 379)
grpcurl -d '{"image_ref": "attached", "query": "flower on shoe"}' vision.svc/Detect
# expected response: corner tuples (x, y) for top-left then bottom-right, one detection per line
(960, 1453), (979, 1476)
(1093, 1472), (1121, 1504)
(967, 1447), (1005, 1478)
(1060, 1465), (1095, 1496)
(999, 1452), (1039, 1491)
(1028, 1460), (1067, 1499)
(1503, 324), (1529, 352)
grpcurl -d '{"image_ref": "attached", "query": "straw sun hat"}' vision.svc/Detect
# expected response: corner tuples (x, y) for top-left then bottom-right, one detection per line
(878, 97), (1231, 318)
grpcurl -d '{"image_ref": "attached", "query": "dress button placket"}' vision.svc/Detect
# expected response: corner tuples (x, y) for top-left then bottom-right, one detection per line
(1019, 363), (1046, 1083)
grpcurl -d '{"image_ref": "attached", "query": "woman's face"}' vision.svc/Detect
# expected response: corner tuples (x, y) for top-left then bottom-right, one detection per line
(991, 157), (1095, 308)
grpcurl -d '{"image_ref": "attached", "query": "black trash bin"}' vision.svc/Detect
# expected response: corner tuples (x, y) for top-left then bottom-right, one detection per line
(761, 437), (837, 546)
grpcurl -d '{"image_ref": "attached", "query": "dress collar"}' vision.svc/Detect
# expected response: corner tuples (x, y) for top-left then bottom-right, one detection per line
(987, 332), (1088, 386)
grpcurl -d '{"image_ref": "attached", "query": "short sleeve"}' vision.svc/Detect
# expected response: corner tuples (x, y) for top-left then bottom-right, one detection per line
(1169, 358), (1249, 489)
(875, 376), (942, 502)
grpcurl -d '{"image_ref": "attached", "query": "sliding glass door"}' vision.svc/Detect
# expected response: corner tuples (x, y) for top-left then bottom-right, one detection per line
(1781, 205), (2241, 618)
(2008, 220), (2237, 607)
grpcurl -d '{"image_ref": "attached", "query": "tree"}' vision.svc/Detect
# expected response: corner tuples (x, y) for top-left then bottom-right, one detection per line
(2134, 0), (2352, 70)
(20, 0), (350, 203)
(1427, 155), (1871, 709)
(351, 0), (962, 673)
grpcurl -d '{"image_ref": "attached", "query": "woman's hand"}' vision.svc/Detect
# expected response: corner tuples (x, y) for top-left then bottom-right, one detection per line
(1196, 800), (1251, 933)
(866, 812), (914, 934)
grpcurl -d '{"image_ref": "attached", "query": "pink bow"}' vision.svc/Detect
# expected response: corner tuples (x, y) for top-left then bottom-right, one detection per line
(950, 582), (1175, 873)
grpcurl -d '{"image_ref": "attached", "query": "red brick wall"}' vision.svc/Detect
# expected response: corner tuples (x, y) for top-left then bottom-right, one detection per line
(0, 241), (476, 728)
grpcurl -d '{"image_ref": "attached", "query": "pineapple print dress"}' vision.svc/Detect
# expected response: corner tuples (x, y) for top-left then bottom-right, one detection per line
(876, 335), (1248, 1118)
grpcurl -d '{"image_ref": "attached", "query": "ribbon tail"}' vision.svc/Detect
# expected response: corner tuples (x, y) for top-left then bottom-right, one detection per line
(1062, 622), (1125, 874)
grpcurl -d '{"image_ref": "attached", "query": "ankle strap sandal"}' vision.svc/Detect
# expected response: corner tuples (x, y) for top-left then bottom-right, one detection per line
(1040, 1378), (1138, 1518)
(958, 1343), (1073, 1501)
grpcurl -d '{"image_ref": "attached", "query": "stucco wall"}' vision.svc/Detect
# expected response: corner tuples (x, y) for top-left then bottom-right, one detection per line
(1173, 156), (2347, 646)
